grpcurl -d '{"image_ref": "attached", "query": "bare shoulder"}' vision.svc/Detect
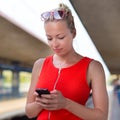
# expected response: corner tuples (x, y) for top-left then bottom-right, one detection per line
(32, 58), (45, 71)
(88, 59), (105, 82)
(31, 58), (45, 82)
(89, 60), (104, 72)
(34, 58), (45, 67)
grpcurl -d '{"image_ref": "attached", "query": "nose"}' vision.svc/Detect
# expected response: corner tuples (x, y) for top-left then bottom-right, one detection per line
(52, 39), (59, 48)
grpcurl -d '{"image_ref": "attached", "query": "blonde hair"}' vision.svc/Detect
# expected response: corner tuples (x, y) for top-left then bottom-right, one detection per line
(45, 3), (76, 33)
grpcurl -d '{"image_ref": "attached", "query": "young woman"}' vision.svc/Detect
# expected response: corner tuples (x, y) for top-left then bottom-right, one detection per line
(25, 3), (108, 120)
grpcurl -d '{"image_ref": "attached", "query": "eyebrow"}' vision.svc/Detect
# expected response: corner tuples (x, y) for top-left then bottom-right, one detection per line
(46, 33), (65, 37)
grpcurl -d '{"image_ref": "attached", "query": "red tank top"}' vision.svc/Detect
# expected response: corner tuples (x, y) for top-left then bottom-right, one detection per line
(36, 56), (93, 120)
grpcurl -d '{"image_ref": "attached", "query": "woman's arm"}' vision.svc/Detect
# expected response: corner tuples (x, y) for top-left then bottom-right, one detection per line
(25, 58), (44, 118)
(64, 60), (108, 120)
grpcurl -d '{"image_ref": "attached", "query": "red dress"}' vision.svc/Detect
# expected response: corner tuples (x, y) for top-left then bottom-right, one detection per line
(36, 55), (93, 120)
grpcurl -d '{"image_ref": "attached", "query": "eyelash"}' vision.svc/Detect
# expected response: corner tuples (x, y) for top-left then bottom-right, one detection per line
(47, 36), (65, 41)
(59, 36), (64, 39)
(47, 38), (52, 41)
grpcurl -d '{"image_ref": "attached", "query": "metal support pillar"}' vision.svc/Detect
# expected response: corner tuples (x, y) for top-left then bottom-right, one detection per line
(12, 71), (19, 97)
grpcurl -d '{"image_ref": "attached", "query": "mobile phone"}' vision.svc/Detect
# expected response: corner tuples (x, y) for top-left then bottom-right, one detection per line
(35, 88), (50, 97)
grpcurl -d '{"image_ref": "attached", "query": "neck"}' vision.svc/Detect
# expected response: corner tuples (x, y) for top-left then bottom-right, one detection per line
(53, 51), (82, 68)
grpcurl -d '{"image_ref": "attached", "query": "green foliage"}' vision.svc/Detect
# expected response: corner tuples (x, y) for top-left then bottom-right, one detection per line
(3, 70), (12, 87)
(19, 72), (31, 83)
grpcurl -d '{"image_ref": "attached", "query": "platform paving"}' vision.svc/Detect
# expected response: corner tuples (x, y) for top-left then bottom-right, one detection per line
(0, 97), (26, 120)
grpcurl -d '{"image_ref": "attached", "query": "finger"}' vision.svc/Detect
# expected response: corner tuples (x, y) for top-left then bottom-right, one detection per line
(50, 89), (58, 94)
(41, 94), (54, 99)
(44, 103), (61, 111)
(34, 91), (39, 97)
(42, 102), (56, 110)
(35, 96), (42, 103)
(36, 99), (54, 109)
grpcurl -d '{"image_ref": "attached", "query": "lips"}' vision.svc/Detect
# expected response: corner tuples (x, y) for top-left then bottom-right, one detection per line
(53, 48), (62, 53)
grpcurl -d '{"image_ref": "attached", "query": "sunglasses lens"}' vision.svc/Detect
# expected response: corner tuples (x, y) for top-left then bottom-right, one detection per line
(41, 12), (50, 20)
(41, 10), (67, 21)
(58, 10), (64, 17)
(54, 10), (64, 19)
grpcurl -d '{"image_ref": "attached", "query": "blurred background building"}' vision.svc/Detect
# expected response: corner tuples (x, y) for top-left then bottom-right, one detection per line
(0, 0), (120, 120)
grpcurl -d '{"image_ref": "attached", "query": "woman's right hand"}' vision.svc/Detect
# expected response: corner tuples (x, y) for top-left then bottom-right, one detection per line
(34, 90), (66, 111)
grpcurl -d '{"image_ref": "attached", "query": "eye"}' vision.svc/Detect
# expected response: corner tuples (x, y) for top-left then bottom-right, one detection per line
(48, 38), (52, 41)
(58, 36), (65, 40)
(47, 37), (52, 41)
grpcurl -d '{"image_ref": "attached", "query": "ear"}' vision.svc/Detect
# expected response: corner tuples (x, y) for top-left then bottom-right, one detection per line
(72, 29), (76, 38)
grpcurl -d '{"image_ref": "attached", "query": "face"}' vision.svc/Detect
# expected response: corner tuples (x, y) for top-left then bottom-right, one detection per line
(44, 20), (75, 56)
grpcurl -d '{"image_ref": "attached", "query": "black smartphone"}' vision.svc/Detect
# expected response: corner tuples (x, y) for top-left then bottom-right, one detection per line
(35, 88), (50, 97)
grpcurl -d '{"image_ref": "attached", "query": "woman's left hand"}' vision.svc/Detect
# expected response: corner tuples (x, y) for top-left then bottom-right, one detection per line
(38, 89), (67, 110)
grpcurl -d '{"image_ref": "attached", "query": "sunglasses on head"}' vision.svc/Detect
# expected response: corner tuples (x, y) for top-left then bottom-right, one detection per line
(41, 10), (69, 21)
